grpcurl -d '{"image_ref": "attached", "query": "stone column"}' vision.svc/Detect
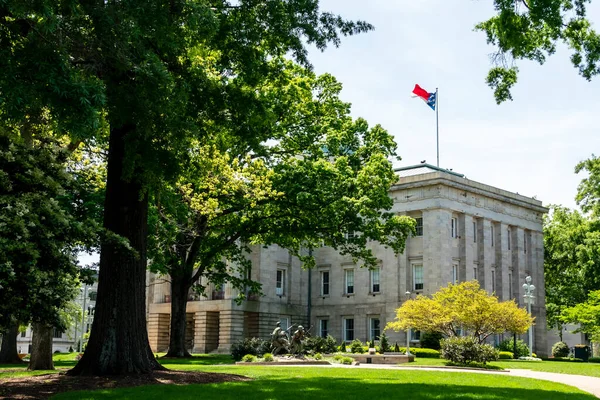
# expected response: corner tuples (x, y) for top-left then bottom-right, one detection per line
(148, 313), (170, 353)
(193, 311), (220, 353)
(217, 309), (245, 353)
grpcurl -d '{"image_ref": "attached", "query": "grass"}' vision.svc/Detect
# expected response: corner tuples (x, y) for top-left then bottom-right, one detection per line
(50, 365), (596, 400)
(405, 357), (600, 377)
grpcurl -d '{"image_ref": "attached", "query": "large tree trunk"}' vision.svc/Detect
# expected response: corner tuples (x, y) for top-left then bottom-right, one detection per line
(68, 125), (163, 375)
(28, 323), (54, 370)
(164, 271), (192, 358)
(0, 324), (24, 364)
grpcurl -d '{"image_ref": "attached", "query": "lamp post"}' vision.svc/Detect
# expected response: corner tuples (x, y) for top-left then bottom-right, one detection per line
(405, 291), (412, 357)
(523, 276), (535, 357)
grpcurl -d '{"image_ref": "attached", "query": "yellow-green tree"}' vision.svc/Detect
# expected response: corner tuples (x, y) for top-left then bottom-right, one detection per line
(386, 281), (532, 343)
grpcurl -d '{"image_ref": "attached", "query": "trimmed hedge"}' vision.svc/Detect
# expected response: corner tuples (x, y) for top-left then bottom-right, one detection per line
(498, 351), (514, 359)
(412, 347), (441, 358)
(589, 357), (600, 363)
(552, 341), (570, 358)
(441, 336), (499, 365)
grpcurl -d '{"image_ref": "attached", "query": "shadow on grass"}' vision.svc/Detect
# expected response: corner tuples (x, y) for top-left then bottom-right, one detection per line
(158, 354), (234, 366)
(50, 370), (596, 400)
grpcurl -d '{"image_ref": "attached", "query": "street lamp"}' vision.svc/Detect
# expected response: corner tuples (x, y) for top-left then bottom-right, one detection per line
(523, 276), (535, 357)
(405, 291), (412, 357)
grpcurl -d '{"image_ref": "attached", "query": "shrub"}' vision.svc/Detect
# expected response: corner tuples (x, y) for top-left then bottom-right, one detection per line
(394, 342), (400, 352)
(369, 339), (375, 348)
(263, 353), (274, 362)
(441, 336), (499, 365)
(241, 354), (257, 362)
(341, 356), (354, 365)
(231, 337), (268, 361)
(379, 332), (390, 354)
(314, 353), (323, 360)
(552, 341), (570, 358)
(497, 338), (530, 358)
(420, 331), (443, 350)
(323, 335), (338, 353)
(350, 339), (365, 354)
(589, 357), (600, 363)
(333, 353), (344, 361)
(411, 348), (441, 358)
(339, 340), (347, 353)
(498, 351), (514, 359)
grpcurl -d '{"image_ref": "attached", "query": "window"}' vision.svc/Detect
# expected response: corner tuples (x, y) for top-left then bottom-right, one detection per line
(20, 330), (26, 338)
(451, 217), (458, 238)
(213, 283), (224, 300)
(507, 228), (511, 250)
(452, 264), (458, 284)
(369, 318), (381, 341)
(509, 272), (513, 298)
(410, 329), (421, 341)
(413, 264), (423, 291)
(344, 318), (354, 341)
(344, 269), (354, 295)
(279, 317), (289, 332)
(491, 225), (495, 247)
(415, 217), (423, 236)
(370, 267), (381, 293)
(319, 319), (329, 338)
(491, 269), (496, 292)
(276, 269), (286, 296)
(346, 231), (355, 240)
(524, 232), (527, 253)
(473, 221), (477, 243)
(473, 266), (478, 280)
(53, 328), (62, 339)
(320, 271), (330, 296)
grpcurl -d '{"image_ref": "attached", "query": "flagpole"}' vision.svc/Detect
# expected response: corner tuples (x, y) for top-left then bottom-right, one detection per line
(436, 87), (439, 167)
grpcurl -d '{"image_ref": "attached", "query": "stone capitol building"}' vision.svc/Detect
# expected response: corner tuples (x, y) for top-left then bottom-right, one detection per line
(147, 163), (549, 356)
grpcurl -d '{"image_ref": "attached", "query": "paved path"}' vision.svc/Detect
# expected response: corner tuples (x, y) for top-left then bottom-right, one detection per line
(281, 363), (600, 398)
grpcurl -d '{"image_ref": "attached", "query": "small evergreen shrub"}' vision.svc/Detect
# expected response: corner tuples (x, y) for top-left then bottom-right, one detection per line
(588, 357), (600, 363)
(333, 353), (344, 361)
(241, 354), (257, 362)
(341, 356), (354, 365)
(552, 341), (570, 358)
(497, 338), (530, 358)
(339, 341), (347, 353)
(420, 331), (444, 350)
(231, 337), (268, 361)
(498, 351), (514, 359)
(394, 342), (400, 352)
(350, 339), (365, 354)
(314, 353), (323, 360)
(411, 348), (441, 358)
(378, 332), (390, 354)
(263, 353), (274, 362)
(441, 336), (499, 365)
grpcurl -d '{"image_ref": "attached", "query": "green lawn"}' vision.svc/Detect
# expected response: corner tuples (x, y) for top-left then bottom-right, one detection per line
(50, 365), (595, 400)
(406, 357), (600, 377)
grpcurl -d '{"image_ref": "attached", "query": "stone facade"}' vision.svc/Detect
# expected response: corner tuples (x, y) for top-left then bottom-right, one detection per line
(146, 164), (549, 356)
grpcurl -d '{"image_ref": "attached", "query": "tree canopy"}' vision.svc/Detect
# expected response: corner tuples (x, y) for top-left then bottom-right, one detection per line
(561, 290), (600, 341)
(477, 0), (600, 103)
(385, 281), (533, 343)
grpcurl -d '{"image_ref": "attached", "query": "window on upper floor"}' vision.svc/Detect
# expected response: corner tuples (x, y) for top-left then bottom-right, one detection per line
(344, 269), (354, 295)
(321, 271), (330, 296)
(452, 264), (458, 284)
(451, 217), (458, 238)
(53, 328), (62, 339)
(276, 269), (286, 296)
(415, 217), (423, 236)
(370, 267), (381, 293)
(413, 264), (424, 291)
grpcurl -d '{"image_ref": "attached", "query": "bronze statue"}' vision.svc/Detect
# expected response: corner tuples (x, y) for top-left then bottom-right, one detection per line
(270, 322), (289, 355)
(290, 325), (305, 355)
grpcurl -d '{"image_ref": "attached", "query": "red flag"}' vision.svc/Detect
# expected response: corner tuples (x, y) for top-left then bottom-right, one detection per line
(412, 84), (430, 102)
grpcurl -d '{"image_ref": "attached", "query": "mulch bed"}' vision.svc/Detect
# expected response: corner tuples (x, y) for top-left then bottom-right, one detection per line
(0, 370), (250, 399)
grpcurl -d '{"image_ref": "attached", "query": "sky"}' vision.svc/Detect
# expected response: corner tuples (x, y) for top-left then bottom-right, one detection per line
(305, 0), (600, 210)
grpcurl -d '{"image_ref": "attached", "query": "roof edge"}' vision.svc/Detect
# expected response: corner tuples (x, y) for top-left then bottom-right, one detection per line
(394, 163), (465, 178)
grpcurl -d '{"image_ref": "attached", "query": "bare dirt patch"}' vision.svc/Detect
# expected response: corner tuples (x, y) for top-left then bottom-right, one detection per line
(0, 369), (250, 399)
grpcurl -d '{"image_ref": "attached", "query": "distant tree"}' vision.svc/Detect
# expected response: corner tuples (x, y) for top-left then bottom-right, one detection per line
(477, 1), (600, 103)
(386, 281), (532, 343)
(561, 290), (600, 342)
(576, 155), (600, 217)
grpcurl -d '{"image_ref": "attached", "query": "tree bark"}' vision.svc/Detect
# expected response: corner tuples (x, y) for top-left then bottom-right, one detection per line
(0, 324), (24, 364)
(164, 271), (193, 358)
(68, 125), (164, 375)
(29, 323), (54, 370)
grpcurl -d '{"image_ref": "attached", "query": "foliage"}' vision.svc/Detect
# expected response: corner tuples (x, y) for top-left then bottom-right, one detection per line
(314, 353), (323, 360)
(241, 354), (257, 363)
(419, 331), (443, 351)
(340, 356), (354, 365)
(262, 353), (274, 362)
(411, 348), (441, 359)
(332, 354), (344, 362)
(561, 290), (600, 341)
(499, 351), (514, 359)
(230, 338), (269, 361)
(349, 339), (365, 354)
(394, 343), (400, 352)
(576, 155), (600, 217)
(378, 332), (390, 354)
(339, 341), (347, 353)
(304, 335), (337, 354)
(589, 357), (600, 363)
(386, 281), (532, 343)
(552, 342), (571, 358)
(497, 338), (530, 358)
(544, 205), (600, 334)
(441, 336), (499, 365)
(476, 1), (600, 103)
